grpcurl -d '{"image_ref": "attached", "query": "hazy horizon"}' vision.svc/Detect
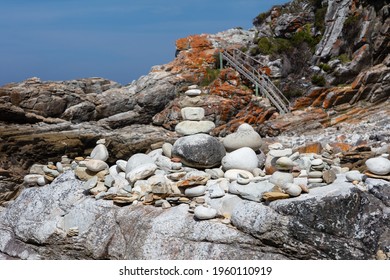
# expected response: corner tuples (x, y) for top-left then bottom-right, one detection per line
(0, 0), (289, 86)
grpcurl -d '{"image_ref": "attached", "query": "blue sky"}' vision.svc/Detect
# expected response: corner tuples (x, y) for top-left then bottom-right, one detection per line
(0, 0), (288, 85)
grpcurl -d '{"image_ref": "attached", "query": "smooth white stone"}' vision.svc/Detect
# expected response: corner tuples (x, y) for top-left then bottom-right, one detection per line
(85, 159), (108, 173)
(126, 163), (157, 184)
(222, 147), (258, 172)
(90, 144), (109, 161)
(194, 206), (217, 220)
(185, 185), (207, 197)
(366, 157), (390, 175)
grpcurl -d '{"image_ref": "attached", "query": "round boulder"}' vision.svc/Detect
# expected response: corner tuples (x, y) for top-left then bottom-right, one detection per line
(172, 134), (226, 169)
(222, 123), (262, 152)
(366, 157), (390, 175)
(222, 147), (258, 172)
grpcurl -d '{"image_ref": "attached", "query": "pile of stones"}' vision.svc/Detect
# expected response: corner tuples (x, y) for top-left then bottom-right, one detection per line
(175, 85), (215, 136)
(23, 97), (390, 221)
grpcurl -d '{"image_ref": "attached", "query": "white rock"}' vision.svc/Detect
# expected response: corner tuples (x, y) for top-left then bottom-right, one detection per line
(126, 163), (157, 184)
(268, 143), (283, 150)
(188, 85), (198, 90)
(205, 168), (224, 179)
(126, 153), (154, 174)
(185, 185), (207, 197)
(208, 184), (226, 198)
(90, 144), (109, 161)
(29, 164), (46, 175)
(24, 174), (44, 185)
(148, 149), (163, 162)
(56, 162), (64, 173)
(205, 193), (243, 218)
(116, 160), (127, 172)
(283, 183), (302, 197)
(185, 89), (202, 96)
(345, 171), (366, 182)
(113, 174), (131, 189)
(311, 158), (324, 166)
(222, 147), (258, 172)
(109, 165), (120, 176)
(82, 176), (98, 190)
(37, 176), (47, 186)
(269, 171), (294, 188)
(162, 143), (173, 158)
(104, 175), (115, 188)
(181, 107), (205, 121)
(133, 180), (152, 196)
(85, 159), (109, 173)
(89, 182), (108, 196)
(175, 120), (215, 136)
(194, 206), (217, 220)
(308, 171), (323, 178)
(269, 149), (293, 158)
(366, 157), (390, 175)
(237, 173), (251, 185)
(224, 169), (254, 181)
(222, 123), (262, 152)
(275, 157), (295, 171)
(308, 178), (323, 183)
(229, 180), (274, 202)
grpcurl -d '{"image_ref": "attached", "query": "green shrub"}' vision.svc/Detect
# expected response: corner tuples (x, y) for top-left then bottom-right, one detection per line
(319, 63), (332, 73)
(338, 53), (351, 64)
(257, 37), (292, 55)
(314, 6), (328, 34)
(254, 12), (270, 26)
(291, 24), (320, 51)
(311, 74), (326, 87)
(200, 68), (220, 87)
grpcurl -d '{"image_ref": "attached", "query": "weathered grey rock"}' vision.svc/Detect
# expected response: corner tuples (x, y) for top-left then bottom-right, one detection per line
(162, 143), (173, 158)
(155, 155), (182, 171)
(366, 157), (390, 175)
(222, 123), (262, 152)
(311, 158), (324, 166)
(175, 121), (215, 136)
(147, 149), (163, 162)
(85, 159), (109, 173)
(126, 163), (157, 184)
(109, 165), (120, 176)
(308, 178), (324, 184)
(194, 205), (217, 220)
(172, 134), (226, 169)
(56, 162), (64, 173)
(104, 175), (115, 188)
(229, 181), (274, 202)
(181, 107), (205, 121)
(126, 154), (154, 174)
(222, 147), (258, 172)
(185, 185), (207, 197)
(113, 175), (130, 190)
(237, 173), (251, 185)
(90, 144), (109, 162)
(269, 171), (293, 188)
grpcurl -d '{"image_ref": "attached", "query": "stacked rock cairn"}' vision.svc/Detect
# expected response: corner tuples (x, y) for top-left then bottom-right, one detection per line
(24, 86), (390, 222)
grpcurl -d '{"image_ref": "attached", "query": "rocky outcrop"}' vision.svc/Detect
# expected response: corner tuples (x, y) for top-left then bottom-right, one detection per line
(0, 171), (388, 260)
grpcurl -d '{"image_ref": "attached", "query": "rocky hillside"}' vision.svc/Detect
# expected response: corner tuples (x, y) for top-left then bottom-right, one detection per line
(0, 0), (389, 260)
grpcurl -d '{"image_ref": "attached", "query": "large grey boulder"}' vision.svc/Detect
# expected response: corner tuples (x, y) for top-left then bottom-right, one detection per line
(172, 134), (226, 169)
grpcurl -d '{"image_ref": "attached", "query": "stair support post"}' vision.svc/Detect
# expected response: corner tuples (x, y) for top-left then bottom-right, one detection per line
(219, 51), (223, 71)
